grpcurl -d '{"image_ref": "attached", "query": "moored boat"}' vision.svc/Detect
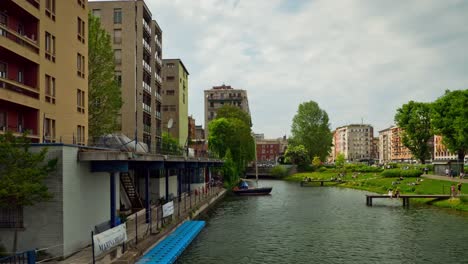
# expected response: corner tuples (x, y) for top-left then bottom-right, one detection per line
(232, 186), (273, 195)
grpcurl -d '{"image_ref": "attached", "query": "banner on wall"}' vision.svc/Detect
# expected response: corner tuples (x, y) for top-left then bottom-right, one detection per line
(163, 201), (174, 217)
(93, 224), (127, 257)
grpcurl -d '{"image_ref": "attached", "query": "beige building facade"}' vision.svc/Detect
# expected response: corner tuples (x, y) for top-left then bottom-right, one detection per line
(89, 0), (163, 152)
(0, 0), (88, 144)
(378, 127), (393, 163)
(332, 124), (374, 162)
(204, 84), (250, 139)
(434, 135), (467, 161)
(161, 59), (189, 146)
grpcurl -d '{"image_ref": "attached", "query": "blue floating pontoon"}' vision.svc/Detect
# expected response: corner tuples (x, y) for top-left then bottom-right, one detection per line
(136, 220), (206, 264)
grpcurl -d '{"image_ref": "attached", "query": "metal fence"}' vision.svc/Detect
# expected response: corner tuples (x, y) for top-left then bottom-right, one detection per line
(0, 250), (35, 264)
(124, 185), (223, 247)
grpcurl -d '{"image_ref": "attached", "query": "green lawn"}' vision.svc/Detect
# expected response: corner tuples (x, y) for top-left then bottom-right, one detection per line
(286, 171), (468, 211)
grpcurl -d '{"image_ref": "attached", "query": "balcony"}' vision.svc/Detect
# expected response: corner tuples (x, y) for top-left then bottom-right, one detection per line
(142, 60), (151, 73)
(142, 102), (151, 114)
(142, 81), (151, 93)
(0, 99), (40, 142)
(142, 19), (151, 34)
(155, 92), (162, 102)
(142, 38), (151, 53)
(143, 124), (151, 134)
(26, 0), (40, 9)
(0, 1), (40, 57)
(154, 36), (162, 50)
(154, 73), (162, 84)
(155, 55), (162, 68)
(155, 111), (161, 119)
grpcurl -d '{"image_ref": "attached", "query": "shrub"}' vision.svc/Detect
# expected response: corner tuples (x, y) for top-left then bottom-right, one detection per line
(317, 167), (327, 172)
(270, 165), (289, 178)
(381, 169), (423, 178)
(298, 164), (314, 172)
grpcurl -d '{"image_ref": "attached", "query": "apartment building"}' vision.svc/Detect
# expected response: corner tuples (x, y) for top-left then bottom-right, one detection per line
(434, 135), (467, 161)
(256, 137), (288, 163)
(89, 0), (163, 152)
(390, 126), (412, 161)
(332, 124), (374, 162)
(204, 84), (250, 139)
(378, 126), (393, 163)
(161, 59), (189, 146)
(0, 0), (88, 144)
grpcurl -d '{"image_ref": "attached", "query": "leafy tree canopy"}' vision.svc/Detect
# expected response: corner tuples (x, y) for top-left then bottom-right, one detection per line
(284, 145), (309, 165)
(0, 132), (56, 208)
(431, 89), (468, 169)
(88, 14), (123, 141)
(395, 101), (432, 164)
(312, 156), (322, 168)
(216, 105), (252, 127)
(290, 101), (332, 161)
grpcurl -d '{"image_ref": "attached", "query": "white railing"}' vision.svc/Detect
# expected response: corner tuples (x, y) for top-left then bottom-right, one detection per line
(142, 39), (151, 52)
(142, 81), (151, 93)
(155, 38), (162, 49)
(155, 92), (162, 101)
(155, 56), (162, 66)
(142, 102), (151, 113)
(142, 19), (151, 34)
(154, 74), (162, 84)
(142, 60), (152, 73)
(155, 111), (161, 119)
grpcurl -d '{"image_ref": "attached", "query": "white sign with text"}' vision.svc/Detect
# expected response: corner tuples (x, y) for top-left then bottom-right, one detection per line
(93, 224), (127, 257)
(163, 201), (174, 217)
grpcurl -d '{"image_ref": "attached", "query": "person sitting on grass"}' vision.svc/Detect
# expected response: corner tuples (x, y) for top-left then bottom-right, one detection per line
(394, 187), (400, 198)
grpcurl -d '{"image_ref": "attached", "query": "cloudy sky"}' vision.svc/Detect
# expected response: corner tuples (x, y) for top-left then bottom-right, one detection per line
(144, 0), (468, 138)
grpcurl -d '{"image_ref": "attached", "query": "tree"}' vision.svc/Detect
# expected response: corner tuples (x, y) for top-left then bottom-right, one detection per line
(88, 14), (123, 141)
(0, 132), (57, 251)
(216, 105), (252, 127)
(335, 153), (345, 168)
(222, 149), (238, 186)
(312, 156), (322, 168)
(284, 145), (309, 165)
(290, 101), (333, 161)
(395, 101), (433, 164)
(161, 132), (181, 155)
(432, 89), (468, 172)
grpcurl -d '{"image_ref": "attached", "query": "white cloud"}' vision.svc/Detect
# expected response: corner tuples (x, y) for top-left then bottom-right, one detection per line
(147, 0), (468, 137)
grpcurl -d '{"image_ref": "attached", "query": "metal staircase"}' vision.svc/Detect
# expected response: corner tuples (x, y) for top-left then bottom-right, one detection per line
(120, 172), (144, 210)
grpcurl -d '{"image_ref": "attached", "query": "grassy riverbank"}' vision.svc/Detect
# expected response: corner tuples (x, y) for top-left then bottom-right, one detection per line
(286, 172), (468, 212)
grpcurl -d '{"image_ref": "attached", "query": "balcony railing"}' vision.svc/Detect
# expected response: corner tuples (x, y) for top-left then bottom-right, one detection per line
(155, 92), (162, 102)
(0, 75), (39, 99)
(142, 39), (151, 53)
(155, 38), (162, 49)
(143, 81), (151, 93)
(143, 124), (151, 133)
(155, 111), (161, 119)
(154, 73), (162, 84)
(155, 56), (162, 67)
(0, 24), (39, 54)
(142, 102), (151, 113)
(142, 60), (152, 73)
(0, 125), (39, 138)
(142, 19), (151, 34)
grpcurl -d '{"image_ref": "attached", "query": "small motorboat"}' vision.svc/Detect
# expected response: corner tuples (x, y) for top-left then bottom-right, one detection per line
(232, 186), (273, 195)
(232, 179), (272, 195)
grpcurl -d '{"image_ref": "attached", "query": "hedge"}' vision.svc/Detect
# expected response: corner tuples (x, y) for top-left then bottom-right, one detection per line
(381, 169), (423, 178)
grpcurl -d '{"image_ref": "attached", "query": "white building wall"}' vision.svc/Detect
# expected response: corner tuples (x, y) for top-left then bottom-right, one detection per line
(159, 175), (178, 200)
(62, 146), (114, 257)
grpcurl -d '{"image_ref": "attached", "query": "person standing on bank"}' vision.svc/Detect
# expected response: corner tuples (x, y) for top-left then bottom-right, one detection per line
(457, 183), (462, 196)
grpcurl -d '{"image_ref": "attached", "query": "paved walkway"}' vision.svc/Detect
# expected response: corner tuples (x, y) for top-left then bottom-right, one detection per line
(421, 174), (468, 184)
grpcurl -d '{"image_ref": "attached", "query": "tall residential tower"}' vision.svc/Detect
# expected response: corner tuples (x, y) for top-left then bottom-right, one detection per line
(89, 0), (163, 152)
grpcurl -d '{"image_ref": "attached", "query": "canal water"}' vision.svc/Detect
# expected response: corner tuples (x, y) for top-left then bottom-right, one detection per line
(176, 180), (468, 264)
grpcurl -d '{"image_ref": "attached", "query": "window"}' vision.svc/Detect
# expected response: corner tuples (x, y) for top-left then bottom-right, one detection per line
(166, 76), (174, 81)
(45, 0), (56, 21)
(44, 118), (56, 142)
(45, 75), (56, 104)
(114, 29), (122, 44)
(114, 49), (121, 64)
(0, 111), (6, 130)
(166, 63), (175, 68)
(77, 53), (85, 78)
(45, 32), (56, 62)
(17, 69), (23, 83)
(77, 0), (85, 8)
(114, 8), (122, 24)
(77, 125), (85, 145)
(210, 102), (214, 108)
(0, 12), (7, 26)
(166, 90), (175, 96)
(77, 17), (85, 43)
(77, 89), (85, 113)
(115, 71), (122, 87)
(0, 207), (23, 228)
(92, 9), (101, 18)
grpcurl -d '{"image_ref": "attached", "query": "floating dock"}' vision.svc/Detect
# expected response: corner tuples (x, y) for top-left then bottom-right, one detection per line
(137, 220), (206, 264)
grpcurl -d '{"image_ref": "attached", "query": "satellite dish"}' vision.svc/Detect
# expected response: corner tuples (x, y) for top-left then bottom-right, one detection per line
(167, 118), (173, 129)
